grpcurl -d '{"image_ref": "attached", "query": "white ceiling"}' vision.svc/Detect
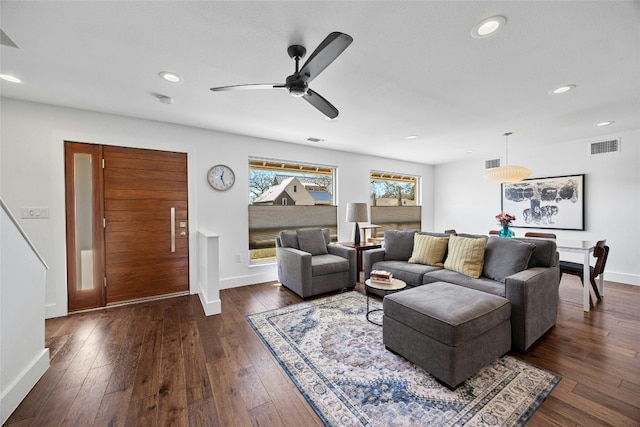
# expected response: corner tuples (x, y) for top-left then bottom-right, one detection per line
(1, 1), (639, 165)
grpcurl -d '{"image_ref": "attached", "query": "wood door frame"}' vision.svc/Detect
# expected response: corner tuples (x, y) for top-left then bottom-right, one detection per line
(64, 141), (106, 311)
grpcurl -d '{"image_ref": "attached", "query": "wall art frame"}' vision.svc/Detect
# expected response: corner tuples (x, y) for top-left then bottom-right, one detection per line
(501, 174), (585, 230)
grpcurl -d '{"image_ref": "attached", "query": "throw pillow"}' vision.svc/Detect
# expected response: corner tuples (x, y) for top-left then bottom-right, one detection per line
(408, 234), (449, 266)
(515, 238), (557, 268)
(444, 235), (487, 279)
(297, 228), (329, 256)
(383, 229), (417, 261)
(455, 233), (487, 239)
(417, 231), (451, 238)
(483, 236), (535, 283)
(279, 230), (299, 249)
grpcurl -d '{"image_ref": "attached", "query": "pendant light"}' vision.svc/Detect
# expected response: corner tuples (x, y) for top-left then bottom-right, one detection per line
(484, 132), (532, 183)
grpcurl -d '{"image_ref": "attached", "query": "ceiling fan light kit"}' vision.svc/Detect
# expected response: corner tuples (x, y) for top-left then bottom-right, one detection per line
(484, 132), (532, 183)
(210, 32), (353, 119)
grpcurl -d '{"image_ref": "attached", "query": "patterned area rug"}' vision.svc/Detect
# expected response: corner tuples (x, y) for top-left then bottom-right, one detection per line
(247, 291), (560, 427)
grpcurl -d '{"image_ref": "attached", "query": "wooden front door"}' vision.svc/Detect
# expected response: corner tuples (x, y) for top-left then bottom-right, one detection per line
(103, 146), (189, 303)
(65, 142), (189, 311)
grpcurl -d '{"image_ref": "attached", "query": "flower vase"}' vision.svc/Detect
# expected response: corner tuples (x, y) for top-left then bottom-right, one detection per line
(499, 225), (513, 238)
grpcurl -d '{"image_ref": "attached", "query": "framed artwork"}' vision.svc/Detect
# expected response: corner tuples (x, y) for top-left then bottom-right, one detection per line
(501, 174), (585, 230)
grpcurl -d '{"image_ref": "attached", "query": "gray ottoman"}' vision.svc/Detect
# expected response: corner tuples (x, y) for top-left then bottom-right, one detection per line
(383, 281), (511, 389)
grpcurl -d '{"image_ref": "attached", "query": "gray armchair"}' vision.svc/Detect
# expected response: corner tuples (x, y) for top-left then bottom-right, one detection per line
(276, 228), (357, 298)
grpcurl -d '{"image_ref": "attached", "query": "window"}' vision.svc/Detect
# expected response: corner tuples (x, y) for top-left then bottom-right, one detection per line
(249, 158), (337, 263)
(370, 170), (421, 235)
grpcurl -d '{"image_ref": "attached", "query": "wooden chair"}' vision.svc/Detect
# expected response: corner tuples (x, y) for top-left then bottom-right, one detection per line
(559, 240), (609, 305)
(524, 232), (556, 239)
(444, 229), (456, 234)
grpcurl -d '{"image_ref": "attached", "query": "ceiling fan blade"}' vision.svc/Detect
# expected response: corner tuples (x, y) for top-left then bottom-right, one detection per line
(210, 83), (285, 92)
(299, 32), (353, 84)
(303, 89), (339, 119)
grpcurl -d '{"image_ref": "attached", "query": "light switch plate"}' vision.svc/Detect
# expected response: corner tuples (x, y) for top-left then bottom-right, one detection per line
(21, 207), (49, 219)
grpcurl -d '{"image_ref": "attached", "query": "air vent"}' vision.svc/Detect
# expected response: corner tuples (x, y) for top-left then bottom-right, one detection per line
(485, 159), (501, 169)
(306, 137), (325, 143)
(590, 138), (620, 155)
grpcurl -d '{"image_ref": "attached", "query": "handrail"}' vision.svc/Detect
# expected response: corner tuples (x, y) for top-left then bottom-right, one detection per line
(1, 197), (49, 269)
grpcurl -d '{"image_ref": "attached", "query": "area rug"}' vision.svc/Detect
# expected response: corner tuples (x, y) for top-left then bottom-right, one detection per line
(246, 291), (560, 427)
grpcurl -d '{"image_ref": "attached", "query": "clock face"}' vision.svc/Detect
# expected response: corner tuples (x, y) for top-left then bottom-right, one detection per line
(207, 164), (235, 191)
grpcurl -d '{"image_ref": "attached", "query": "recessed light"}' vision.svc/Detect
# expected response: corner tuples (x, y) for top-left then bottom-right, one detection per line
(466, 150), (474, 154)
(549, 84), (576, 95)
(594, 121), (614, 127)
(159, 71), (183, 83)
(405, 135), (418, 140)
(0, 74), (21, 83)
(471, 16), (507, 39)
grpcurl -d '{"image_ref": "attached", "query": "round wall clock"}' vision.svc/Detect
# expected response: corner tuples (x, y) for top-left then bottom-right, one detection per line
(207, 164), (235, 191)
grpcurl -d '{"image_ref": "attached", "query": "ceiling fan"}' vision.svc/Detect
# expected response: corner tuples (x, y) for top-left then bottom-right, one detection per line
(210, 32), (353, 119)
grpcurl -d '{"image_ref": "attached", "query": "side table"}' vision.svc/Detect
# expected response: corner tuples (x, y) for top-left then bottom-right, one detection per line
(338, 242), (382, 273)
(364, 278), (407, 326)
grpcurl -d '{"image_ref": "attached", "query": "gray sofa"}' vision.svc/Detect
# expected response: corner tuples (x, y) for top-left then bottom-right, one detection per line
(364, 230), (560, 351)
(276, 228), (357, 298)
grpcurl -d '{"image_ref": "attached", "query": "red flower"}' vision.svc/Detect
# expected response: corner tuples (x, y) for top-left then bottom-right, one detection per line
(496, 212), (516, 226)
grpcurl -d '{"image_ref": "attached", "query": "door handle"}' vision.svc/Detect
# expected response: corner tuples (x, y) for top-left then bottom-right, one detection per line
(170, 207), (176, 253)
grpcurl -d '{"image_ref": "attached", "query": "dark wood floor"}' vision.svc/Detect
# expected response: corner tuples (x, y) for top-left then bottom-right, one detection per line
(5, 275), (640, 426)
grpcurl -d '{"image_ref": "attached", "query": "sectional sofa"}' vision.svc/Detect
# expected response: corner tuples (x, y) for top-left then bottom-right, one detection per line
(363, 230), (560, 351)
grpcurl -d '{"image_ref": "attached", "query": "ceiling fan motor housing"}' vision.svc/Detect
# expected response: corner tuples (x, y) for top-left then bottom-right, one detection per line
(286, 74), (308, 97)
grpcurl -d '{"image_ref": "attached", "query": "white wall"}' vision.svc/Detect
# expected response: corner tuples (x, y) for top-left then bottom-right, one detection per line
(0, 98), (434, 318)
(434, 129), (640, 285)
(1, 200), (49, 423)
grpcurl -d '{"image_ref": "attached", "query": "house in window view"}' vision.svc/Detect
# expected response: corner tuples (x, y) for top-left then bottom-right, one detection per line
(252, 175), (332, 206)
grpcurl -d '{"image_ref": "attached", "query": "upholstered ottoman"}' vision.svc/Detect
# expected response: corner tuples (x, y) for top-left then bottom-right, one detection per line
(383, 281), (511, 388)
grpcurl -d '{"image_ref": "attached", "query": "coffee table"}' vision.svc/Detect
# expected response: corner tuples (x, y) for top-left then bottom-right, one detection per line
(364, 278), (407, 325)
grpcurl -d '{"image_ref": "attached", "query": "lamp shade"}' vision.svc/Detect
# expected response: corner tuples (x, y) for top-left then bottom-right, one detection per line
(484, 165), (532, 183)
(346, 202), (368, 223)
(484, 132), (532, 183)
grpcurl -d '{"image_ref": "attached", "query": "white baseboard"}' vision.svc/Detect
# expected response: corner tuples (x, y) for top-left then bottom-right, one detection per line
(606, 272), (640, 286)
(198, 290), (221, 316)
(1, 348), (50, 424)
(220, 271), (278, 290)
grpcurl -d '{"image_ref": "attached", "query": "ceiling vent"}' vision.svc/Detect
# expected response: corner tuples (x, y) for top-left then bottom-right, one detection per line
(485, 159), (501, 169)
(306, 137), (325, 143)
(590, 138), (620, 155)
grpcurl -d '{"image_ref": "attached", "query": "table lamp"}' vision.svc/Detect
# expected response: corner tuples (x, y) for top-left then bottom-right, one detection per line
(346, 202), (368, 245)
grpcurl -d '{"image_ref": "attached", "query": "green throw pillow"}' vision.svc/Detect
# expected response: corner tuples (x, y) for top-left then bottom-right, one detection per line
(444, 235), (487, 279)
(408, 234), (449, 266)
